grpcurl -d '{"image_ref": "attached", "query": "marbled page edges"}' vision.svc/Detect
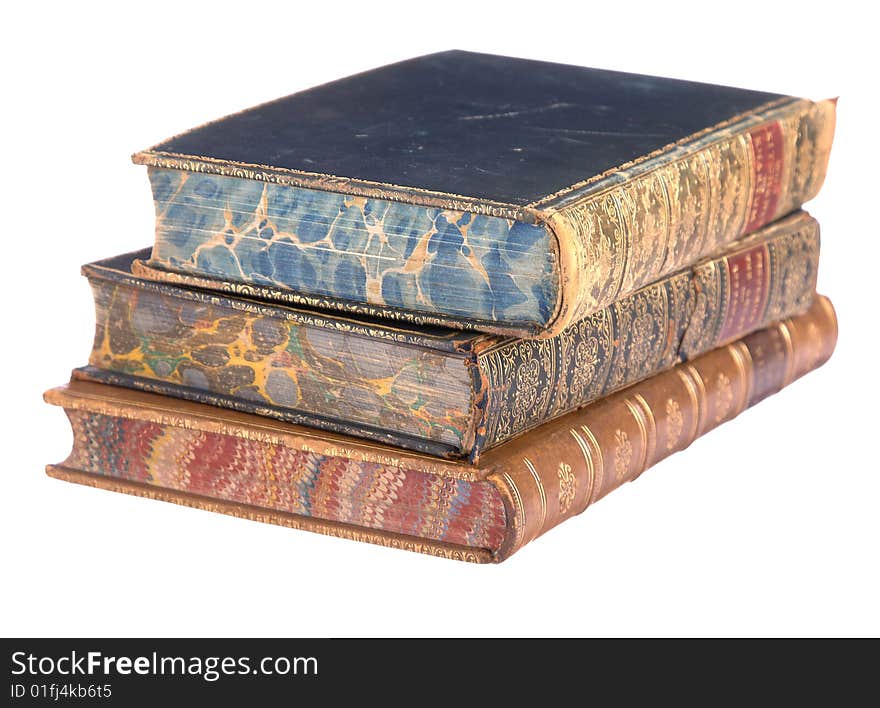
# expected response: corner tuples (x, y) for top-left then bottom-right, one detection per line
(87, 271), (474, 452)
(86, 212), (819, 461)
(46, 298), (835, 561)
(147, 168), (557, 331)
(60, 408), (506, 551)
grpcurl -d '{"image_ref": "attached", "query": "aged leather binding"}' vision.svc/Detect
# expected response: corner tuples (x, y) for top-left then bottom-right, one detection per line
(45, 297), (837, 562)
(132, 51), (835, 337)
(78, 212), (818, 460)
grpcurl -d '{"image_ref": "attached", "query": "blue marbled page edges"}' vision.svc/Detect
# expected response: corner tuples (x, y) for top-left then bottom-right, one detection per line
(148, 168), (557, 327)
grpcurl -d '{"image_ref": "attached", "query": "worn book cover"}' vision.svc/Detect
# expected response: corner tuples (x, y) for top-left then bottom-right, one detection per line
(134, 50), (835, 337)
(46, 297), (837, 562)
(80, 212), (818, 460)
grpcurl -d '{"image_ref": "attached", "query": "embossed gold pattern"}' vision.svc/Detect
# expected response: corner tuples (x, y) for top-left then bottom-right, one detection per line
(715, 373), (734, 423)
(542, 99), (834, 336)
(777, 321), (796, 387)
(624, 400), (648, 477)
(569, 425), (603, 513)
(134, 151), (533, 220)
(665, 399), (684, 450)
(523, 457), (547, 535)
(614, 430), (633, 481)
(46, 298), (838, 562)
(629, 394), (657, 480)
(727, 341), (754, 414)
(135, 97), (834, 339)
(682, 363), (709, 434)
(132, 260), (527, 337)
(529, 97), (792, 209)
(557, 462), (576, 515)
(499, 471), (527, 553)
(477, 212), (819, 455)
(485, 298), (835, 559)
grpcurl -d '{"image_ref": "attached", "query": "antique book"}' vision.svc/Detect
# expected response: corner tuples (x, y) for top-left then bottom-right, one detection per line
(46, 297), (837, 562)
(78, 212), (819, 461)
(133, 50), (835, 338)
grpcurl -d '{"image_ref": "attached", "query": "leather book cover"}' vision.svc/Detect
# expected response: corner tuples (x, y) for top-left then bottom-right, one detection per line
(80, 212), (818, 460)
(132, 51), (835, 337)
(46, 297), (837, 562)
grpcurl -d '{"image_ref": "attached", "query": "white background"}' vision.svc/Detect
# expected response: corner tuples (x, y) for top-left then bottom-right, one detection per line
(2, 0), (877, 637)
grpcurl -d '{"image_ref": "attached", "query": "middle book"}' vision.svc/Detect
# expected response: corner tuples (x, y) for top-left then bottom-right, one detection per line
(78, 211), (818, 462)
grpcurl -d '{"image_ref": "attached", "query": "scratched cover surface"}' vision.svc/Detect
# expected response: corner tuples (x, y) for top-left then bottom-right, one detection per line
(142, 50), (782, 204)
(136, 51), (835, 337)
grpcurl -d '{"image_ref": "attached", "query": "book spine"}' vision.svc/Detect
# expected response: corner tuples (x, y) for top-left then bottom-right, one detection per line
(473, 212), (819, 457)
(542, 98), (835, 335)
(487, 295), (837, 560)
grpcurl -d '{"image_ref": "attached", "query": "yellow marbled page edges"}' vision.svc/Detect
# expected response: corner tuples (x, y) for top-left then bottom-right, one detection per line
(87, 278), (474, 450)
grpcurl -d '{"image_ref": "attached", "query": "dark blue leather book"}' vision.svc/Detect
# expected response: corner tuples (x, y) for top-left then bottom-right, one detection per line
(134, 51), (835, 337)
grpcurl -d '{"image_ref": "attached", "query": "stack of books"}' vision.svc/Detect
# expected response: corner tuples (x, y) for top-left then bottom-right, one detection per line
(45, 51), (837, 562)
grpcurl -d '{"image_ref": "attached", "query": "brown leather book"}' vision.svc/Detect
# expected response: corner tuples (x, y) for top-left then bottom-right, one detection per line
(44, 297), (837, 562)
